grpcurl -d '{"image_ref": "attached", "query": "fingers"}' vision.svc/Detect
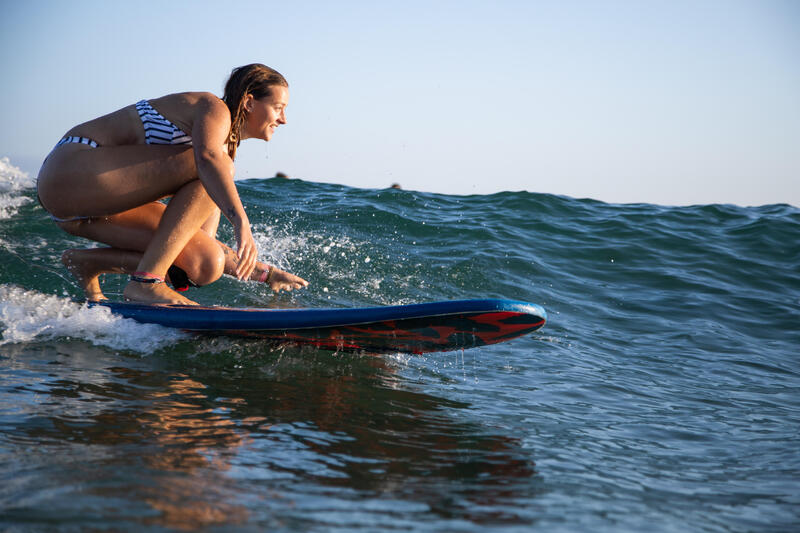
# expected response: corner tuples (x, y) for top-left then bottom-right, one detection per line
(235, 238), (258, 281)
(270, 282), (299, 293)
(260, 267), (306, 292)
(237, 250), (256, 280)
(268, 276), (309, 293)
(276, 281), (307, 291)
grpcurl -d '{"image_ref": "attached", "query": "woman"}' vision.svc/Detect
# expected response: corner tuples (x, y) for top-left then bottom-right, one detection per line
(37, 63), (308, 305)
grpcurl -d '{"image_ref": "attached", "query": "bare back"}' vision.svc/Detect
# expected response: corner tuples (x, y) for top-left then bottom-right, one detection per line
(62, 92), (219, 148)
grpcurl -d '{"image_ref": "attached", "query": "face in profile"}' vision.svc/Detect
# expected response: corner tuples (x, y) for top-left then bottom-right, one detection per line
(244, 85), (288, 141)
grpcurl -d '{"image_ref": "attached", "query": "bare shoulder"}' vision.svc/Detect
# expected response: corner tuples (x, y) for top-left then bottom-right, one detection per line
(152, 92), (230, 132)
(190, 93), (230, 136)
(184, 92), (229, 117)
(167, 92), (231, 150)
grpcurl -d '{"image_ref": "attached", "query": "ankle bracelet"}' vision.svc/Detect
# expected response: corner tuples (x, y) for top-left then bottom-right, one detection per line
(131, 271), (165, 284)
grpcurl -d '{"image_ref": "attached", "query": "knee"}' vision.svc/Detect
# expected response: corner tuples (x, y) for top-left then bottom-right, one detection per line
(185, 245), (225, 286)
(202, 247), (225, 285)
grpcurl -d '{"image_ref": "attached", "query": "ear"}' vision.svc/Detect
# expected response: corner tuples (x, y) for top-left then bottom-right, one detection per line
(243, 93), (254, 113)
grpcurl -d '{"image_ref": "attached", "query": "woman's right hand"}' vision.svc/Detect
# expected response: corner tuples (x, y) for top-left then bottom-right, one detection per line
(234, 221), (258, 281)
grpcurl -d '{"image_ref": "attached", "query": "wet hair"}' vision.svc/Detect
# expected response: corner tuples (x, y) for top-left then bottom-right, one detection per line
(222, 63), (288, 159)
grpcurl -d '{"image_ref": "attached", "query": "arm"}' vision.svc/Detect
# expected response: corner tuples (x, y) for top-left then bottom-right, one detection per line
(217, 241), (309, 292)
(191, 94), (257, 280)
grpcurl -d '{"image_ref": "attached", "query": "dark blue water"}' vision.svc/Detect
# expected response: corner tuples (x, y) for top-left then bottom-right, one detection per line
(1, 158), (799, 531)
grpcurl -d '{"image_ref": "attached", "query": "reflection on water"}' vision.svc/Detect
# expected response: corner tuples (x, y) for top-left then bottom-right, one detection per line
(1, 341), (537, 530)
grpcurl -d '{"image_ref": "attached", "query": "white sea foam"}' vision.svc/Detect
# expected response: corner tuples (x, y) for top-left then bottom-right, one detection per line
(252, 222), (309, 269)
(0, 284), (188, 353)
(251, 224), (417, 307)
(0, 157), (37, 220)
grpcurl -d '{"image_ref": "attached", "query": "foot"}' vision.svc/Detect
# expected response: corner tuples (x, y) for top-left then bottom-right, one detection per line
(123, 279), (199, 305)
(256, 264), (309, 292)
(62, 249), (108, 301)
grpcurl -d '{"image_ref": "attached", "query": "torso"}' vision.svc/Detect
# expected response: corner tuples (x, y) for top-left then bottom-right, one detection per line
(63, 92), (213, 147)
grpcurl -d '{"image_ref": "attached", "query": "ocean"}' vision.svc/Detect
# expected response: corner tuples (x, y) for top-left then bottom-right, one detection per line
(1, 156), (798, 532)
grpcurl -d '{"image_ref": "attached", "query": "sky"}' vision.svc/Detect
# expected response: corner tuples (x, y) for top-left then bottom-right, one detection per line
(1, 0), (798, 206)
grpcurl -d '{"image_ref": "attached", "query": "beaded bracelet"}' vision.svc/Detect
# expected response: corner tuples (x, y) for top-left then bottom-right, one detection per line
(258, 265), (273, 284)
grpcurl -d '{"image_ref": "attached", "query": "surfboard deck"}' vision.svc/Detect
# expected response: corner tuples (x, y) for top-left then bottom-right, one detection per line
(93, 299), (546, 354)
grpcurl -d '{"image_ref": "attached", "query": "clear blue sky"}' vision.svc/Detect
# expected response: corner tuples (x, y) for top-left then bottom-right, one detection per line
(2, 0), (798, 206)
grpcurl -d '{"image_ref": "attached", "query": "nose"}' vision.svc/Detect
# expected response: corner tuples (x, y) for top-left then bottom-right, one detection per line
(279, 110), (287, 124)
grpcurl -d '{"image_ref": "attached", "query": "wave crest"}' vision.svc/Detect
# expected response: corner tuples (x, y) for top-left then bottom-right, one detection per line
(0, 284), (188, 353)
(0, 157), (36, 220)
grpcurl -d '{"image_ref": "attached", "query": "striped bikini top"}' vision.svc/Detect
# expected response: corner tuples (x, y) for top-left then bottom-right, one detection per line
(135, 100), (192, 145)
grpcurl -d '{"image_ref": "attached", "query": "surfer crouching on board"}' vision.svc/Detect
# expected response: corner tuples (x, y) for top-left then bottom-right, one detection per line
(36, 64), (308, 304)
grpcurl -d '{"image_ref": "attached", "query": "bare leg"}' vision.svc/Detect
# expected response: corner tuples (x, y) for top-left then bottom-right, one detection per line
(122, 180), (218, 304)
(59, 200), (307, 299)
(61, 247), (213, 301)
(64, 240), (308, 300)
(61, 248), (139, 301)
(57, 201), (224, 303)
(56, 187), (305, 299)
(38, 144), (199, 218)
(39, 144), (219, 305)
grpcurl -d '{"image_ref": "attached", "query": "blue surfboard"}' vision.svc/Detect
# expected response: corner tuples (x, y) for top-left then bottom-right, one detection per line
(93, 299), (546, 354)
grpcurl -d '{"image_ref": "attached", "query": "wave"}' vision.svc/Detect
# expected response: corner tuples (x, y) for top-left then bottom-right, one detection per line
(1, 155), (798, 359)
(0, 157), (37, 220)
(0, 284), (187, 352)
